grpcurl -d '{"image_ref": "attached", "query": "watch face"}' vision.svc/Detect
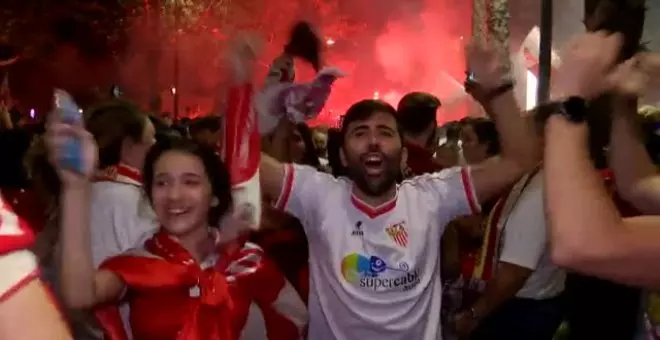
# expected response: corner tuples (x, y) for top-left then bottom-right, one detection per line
(563, 97), (587, 123)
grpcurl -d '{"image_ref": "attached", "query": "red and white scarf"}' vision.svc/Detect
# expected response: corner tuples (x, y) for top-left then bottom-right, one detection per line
(468, 168), (541, 285)
(93, 163), (142, 187)
(95, 230), (306, 340)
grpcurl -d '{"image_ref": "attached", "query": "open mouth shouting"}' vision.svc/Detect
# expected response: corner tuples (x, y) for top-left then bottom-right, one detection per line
(362, 153), (386, 177)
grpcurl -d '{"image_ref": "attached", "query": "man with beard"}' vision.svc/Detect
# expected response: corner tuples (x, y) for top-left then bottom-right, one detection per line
(254, 37), (553, 338)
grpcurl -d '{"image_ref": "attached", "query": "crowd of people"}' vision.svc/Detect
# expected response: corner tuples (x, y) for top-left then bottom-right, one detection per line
(1, 23), (660, 340)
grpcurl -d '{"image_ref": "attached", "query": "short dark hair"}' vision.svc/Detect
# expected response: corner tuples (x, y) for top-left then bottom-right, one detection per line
(189, 116), (222, 136)
(142, 139), (232, 226)
(396, 92), (441, 136)
(461, 117), (500, 157)
(86, 100), (148, 169)
(340, 99), (400, 141)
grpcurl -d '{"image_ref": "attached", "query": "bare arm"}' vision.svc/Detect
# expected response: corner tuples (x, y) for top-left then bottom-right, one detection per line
(610, 97), (660, 214)
(0, 280), (72, 339)
(59, 185), (124, 309)
(260, 153), (286, 203)
(546, 115), (660, 289)
(471, 90), (539, 203)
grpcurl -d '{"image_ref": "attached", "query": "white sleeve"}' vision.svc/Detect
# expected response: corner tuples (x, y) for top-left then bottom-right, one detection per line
(90, 186), (157, 267)
(273, 163), (331, 227)
(498, 173), (546, 270)
(416, 166), (481, 221)
(0, 250), (39, 301)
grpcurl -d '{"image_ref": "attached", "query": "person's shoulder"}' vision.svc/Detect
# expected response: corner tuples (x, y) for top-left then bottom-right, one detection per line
(92, 181), (142, 200)
(292, 163), (349, 188)
(400, 167), (464, 188)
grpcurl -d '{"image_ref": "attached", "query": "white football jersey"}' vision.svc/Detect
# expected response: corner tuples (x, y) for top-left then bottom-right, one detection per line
(274, 164), (480, 340)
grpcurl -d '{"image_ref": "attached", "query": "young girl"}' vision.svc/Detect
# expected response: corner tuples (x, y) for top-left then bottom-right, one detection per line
(48, 121), (307, 339)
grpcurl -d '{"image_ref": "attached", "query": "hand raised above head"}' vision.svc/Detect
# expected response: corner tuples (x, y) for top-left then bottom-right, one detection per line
(604, 52), (660, 98)
(555, 30), (624, 99)
(464, 41), (509, 89)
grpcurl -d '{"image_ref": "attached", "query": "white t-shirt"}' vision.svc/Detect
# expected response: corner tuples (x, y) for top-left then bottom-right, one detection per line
(498, 169), (566, 299)
(90, 182), (157, 267)
(274, 164), (480, 340)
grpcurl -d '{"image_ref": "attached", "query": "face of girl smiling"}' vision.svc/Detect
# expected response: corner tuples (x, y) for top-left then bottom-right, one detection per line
(150, 150), (214, 237)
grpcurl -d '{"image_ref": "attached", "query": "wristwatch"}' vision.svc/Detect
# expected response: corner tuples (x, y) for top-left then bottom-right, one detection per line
(556, 96), (588, 123)
(484, 81), (515, 102)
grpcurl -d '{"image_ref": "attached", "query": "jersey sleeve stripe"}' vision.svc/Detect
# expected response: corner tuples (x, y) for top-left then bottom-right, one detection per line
(274, 163), (295, 210)
(461, 167), (481, 214)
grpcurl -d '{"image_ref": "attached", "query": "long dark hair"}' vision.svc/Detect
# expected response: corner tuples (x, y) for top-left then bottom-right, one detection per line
(295, 123), (321, 168)
(142, 139), (232, 226)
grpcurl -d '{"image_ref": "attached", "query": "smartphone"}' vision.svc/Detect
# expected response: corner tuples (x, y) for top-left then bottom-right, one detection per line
(53, 89), (85, 174)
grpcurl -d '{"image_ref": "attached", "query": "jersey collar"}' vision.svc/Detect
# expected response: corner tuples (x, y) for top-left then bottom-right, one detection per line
(350, 188), (397, 219)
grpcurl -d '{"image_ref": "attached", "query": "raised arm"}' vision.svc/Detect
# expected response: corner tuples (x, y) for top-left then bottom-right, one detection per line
(545, 32), (660, 288)
(610, 96), (660, 214)
(546, 115), (660, 288)
(47, 122), (124, 309)
(464, 43), (540, 203)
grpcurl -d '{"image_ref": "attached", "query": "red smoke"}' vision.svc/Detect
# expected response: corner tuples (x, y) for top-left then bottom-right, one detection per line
(117, 0), (473, 126)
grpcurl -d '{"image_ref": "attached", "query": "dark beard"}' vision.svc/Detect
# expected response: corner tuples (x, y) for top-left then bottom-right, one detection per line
(346, 159), (400, 197)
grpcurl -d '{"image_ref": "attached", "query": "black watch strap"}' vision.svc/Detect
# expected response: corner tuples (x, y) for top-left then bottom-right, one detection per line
(557, 96), (588, 123)
(484, 81), (515, 102)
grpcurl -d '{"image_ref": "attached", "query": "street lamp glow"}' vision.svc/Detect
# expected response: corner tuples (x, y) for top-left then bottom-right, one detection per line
(326, 38), (335, 46)
(29, 108), (35, 118)
(78, 109), (83, 114)
(373, 91), (380, 99)
(171, 87), (177, 95)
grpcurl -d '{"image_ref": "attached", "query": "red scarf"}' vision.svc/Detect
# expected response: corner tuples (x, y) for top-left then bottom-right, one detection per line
(467, 167), (541, 284)
(96, 231), (235, 340)
(93, 163), (142, 187)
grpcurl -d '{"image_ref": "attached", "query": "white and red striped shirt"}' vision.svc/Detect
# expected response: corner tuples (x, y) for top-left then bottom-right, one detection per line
(0, 193), (40, 302)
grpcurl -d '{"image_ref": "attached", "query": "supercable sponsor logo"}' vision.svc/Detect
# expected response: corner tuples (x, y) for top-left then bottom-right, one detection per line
(359, 270), (420, 292)
(341, 252), (421, 292)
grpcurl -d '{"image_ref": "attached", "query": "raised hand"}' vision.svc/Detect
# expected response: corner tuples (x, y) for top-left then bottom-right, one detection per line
(465, 41), (509, 89)
(554, 31), (623, 100)
(45, 119), (98, 188)
(606, 52), (660, 97)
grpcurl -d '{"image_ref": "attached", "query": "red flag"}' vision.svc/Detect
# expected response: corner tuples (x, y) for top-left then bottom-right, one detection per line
(222, 84), (261, 229)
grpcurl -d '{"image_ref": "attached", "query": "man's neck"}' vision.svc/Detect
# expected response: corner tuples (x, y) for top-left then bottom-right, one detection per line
(352, 185), (397, 207)
(403, 131), (432, 151)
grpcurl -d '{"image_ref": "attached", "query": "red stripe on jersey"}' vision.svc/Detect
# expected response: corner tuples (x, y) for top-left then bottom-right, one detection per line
(461, 168), (480, 214)
(275, 164), (295, 210)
